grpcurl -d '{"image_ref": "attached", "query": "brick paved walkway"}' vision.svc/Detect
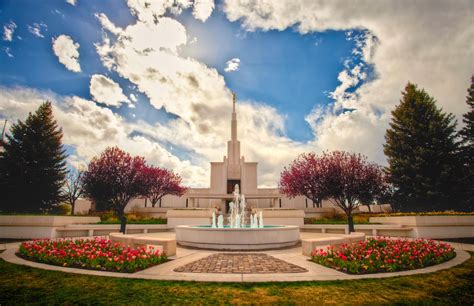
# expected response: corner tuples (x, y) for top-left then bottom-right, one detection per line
(173, 253), (308, 274)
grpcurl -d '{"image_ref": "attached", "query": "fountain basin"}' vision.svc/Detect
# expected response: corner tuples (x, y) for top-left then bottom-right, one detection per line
(175, 225), (300, 250)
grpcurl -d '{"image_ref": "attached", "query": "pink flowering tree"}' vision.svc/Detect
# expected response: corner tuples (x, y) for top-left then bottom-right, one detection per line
(82, 147), (151, 233)
(280, 151), (388, 232)
(142, 166), (188, 207)
(279, 152), (327, 207)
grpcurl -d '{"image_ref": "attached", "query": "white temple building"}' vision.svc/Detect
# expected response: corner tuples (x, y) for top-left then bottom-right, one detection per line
(75, 94), (323, 214)
(73, 94), (392, 215)
(146, 93), (315, 213)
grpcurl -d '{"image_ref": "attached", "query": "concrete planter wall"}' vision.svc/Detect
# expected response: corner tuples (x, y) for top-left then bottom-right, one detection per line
(0, 215), (100, 226)
(0, 215), (101, 239)
(176, 225), (300, 250)
(132, 207), (168, 218)
(302, 208), (336, 219)
(369, 216), (474, 238)
(57, 224), (169, 238)
(254, 209), (305, 226)
(166, 208), (215, 228)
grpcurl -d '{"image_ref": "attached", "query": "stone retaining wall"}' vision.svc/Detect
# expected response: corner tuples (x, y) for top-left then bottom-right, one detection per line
(369, 216), (474, 238)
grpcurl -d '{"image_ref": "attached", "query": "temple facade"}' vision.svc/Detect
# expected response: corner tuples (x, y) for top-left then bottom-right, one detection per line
(156, 94), (316, 213)
(73, 94), (390, 215)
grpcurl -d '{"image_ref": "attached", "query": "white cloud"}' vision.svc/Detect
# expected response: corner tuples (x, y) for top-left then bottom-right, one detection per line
(3, 21), (16, 41)
(92, 4), (314, 187)
(193, 0), (215, 22)
(66, 0), (76, 6)
(95, 13), (123, 36)
(129, 93), (138, 102)
(0, 86), (209, 187)
(3, 47), (13, 58)
(126, 0), (192, 25)
(224, 58), (240, 72)
(8, 0), (466, 188)
(223, 0), (474, 164)
(28, 23), (47, 38)
(89, 74), (131, 107)
(52, 34), (81, 72)
(0, 1), (308, 188)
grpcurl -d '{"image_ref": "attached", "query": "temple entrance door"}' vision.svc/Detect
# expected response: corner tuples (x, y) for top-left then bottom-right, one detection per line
(226, 180), (240, 213)
(227, 180), (241, 194)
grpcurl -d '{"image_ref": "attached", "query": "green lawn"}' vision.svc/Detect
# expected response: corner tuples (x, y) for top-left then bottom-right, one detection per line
(0, 253), (473, 305)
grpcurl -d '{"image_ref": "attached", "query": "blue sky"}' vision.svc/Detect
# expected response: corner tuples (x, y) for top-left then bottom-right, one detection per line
(0, 0), (470, 186)
(0, 0), (368, 142)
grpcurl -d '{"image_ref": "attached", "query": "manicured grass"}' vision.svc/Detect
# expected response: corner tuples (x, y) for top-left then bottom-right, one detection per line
(305, 214), (373, 225)
(0, 253), (473, 305)
(97, 212), (167, 224)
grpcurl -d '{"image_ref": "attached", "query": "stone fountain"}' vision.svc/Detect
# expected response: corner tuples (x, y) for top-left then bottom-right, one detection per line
(175, 184), (299, 250)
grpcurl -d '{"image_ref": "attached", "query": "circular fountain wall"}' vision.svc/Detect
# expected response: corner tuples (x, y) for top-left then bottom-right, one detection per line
(175, 225), (300, 250)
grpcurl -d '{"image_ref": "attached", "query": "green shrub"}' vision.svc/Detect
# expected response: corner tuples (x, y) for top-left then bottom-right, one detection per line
(55, 203), (72, 215)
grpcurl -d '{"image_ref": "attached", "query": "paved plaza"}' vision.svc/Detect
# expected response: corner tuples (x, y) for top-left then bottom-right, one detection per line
(173, 253), (308, 274)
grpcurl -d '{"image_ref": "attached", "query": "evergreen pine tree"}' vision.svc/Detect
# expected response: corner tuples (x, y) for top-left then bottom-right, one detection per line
(459, 76), (474, 210)
(0, 102), (67, 213)
(384, 83), (460, 212)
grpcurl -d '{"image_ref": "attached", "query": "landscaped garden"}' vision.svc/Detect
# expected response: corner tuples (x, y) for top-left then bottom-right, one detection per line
(0, 6), (472, 303)
(18, 238), (167, 273)
(304, 211), (474, 224)
(97, 212), (167, 225)
(0, 252), (473, 305)
(311, 237), (455, 274)
(305, 214), (374, 225)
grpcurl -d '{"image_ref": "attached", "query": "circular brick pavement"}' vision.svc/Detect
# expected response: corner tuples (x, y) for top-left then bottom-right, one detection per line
(173, 253), (308, 274)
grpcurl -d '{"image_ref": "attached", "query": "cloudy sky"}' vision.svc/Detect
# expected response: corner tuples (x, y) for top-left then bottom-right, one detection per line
(0, 0), (472, 187)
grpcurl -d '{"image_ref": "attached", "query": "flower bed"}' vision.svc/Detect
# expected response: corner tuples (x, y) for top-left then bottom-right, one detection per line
(311, 237), (455, 274)
(18, 238), (167, 273)
(372, 211), (474, 217)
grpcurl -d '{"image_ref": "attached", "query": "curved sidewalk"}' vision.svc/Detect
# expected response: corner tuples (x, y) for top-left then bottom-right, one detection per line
(1, 243), (470, 282)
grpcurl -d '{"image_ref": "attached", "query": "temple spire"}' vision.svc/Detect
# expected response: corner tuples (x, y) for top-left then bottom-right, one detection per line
(232, 92), (236, 113)
(231, 92), (237, 141)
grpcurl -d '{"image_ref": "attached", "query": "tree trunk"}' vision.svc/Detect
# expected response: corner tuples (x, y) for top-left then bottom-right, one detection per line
(71, 201), (75, 216)
(90, 201), (96, 213)
(366, 204), (372, 213)
(118, 211), (127, 234)
(347, 214), (355, 233)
